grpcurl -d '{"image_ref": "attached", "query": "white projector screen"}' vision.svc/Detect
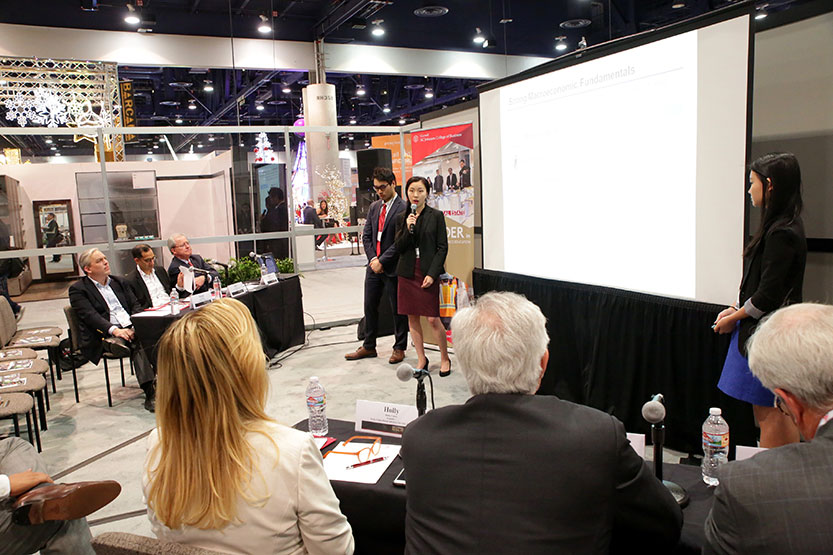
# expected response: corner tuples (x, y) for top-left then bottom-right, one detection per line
(480, 15), (750, 305)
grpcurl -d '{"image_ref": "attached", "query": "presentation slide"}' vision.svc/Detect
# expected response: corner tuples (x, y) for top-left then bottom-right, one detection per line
(480, 16), (750, 304)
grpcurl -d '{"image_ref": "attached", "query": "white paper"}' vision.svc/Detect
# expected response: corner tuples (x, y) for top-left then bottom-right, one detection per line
(626, 432), (646, 459)
(735, 445), (767, 461)
(323, 442), (401, 484)
(179, 266), (195, 293)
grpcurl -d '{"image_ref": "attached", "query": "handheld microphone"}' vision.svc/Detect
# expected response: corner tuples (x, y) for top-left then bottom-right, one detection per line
(641, 393), (666, 424)
(396, 362), (428, 382)
(408, 204), (418, 233)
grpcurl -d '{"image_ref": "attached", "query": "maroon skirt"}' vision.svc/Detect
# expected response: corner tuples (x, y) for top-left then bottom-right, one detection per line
(398, 260), (440, 317)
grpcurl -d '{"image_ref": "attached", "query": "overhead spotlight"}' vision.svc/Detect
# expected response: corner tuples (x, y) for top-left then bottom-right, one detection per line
(258, 14), (272, 34)
(44, 138), (53, 144)
(50, 146), (57, 151)
(578, 36), (588, 50)
(208, 136), (215, 142)
(672, 0), (685, 8)
(473, 27), (486, 44)
(555, 36), (568, 51)
(175, 117), (183, 124)
(153, 144), (159, 149)
(371, 19), (385, 37)
(356, 86), (366, 96)
(147, 150), (153, 155)
(482, 32), (497, 48)
(399, 118), (406, 125)
(424, 89), (434, 99)
(197, 143), (203, 148)
(344, 145), (350, 151)
(282, 85), (291, 93)
(124, 4), (140, 25)
(188, 101), (197, 110)
(203, 81), (214, 92)
(382, 105), (391, 113)
(755, 8), (768, 20)
(365, 141), (370, 147)
(256, 103), (265, 111)
(54, 152), (62, 157)
(349, 118), (357, 124)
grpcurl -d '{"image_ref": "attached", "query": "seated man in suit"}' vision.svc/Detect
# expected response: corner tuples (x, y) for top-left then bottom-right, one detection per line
(69, 248), (156, 412)
(166, 234), (220, 297)
(402, 291), (682, 554)
(705, 303), (833, 554)
(126, 244), (171, 310)
(0, 437), (120, 554)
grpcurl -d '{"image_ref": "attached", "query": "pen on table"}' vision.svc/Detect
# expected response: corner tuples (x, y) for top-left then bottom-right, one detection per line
(346, 457), (387, 470)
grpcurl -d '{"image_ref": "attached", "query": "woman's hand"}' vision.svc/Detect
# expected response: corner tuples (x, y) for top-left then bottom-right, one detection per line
(406, 213), (418, 230)
(713, 313), (737, 334)
(421, 275), (434, 289)
(714, 307), (737, 325)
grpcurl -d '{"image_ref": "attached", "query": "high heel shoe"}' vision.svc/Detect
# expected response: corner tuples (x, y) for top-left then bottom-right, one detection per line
(439, 360), (451, 377)
(419, 358), (429, 371)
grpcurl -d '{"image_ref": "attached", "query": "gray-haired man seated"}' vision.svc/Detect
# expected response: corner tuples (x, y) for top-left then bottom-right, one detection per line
(705, 303), (833, 554)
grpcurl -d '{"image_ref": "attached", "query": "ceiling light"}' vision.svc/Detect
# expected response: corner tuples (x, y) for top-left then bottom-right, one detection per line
(349, 118), (357, 124)
(54, 152), (62, 157)
(147, 150), (153, 155)
(365, 141), (370, 147)
(188, 101), (196, 110)
(382, 105), (391, 113)
(282, 85), (291, 93)
(197, 143), (203, 148)
(124, 4), (140, 25)
(153, 144), (159, 149)
(672, 0), (685, 8)
(399, 118), (406, 125)
(44, 139), (53, 144)
(424, 89), (434, 99)
(203, 81), (214, 92)
(473, 27), (486, 44)
(258, 15), (271, 33)
(344, 145), (350, 151)
(555, 36), (568, 51)
(50, 146), (57, 151)
(175, 117), (183, 124)
(256, 103), (265, 111)
(482, 31), (497, 48)
(371, 19), (385, 37)
(356, 87), (366, 96)
(755, 9), (768, 20)
(208, 136), (215, 142)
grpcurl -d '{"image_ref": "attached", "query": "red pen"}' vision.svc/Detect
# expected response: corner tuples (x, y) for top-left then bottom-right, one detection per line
(345, 456), (387, 470)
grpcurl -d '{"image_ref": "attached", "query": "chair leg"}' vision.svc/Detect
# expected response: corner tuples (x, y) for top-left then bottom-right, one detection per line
(43, 380), (50, 411)
(130, 357), (134, 376)
(71, 357), (79, 404)
(46, 351), (56, 393)
(31, 408), (41, 452)
(52, 347), (62, 381)
(13, 413), (20, 438)
(36, 391), (47, 431)
(23, 412), (33, 445)
(120, 358), (126, 387)
(103, 358), (112, 407)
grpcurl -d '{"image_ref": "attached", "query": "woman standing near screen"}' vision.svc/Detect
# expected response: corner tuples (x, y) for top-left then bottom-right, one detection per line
(395, 176), (451, 376)
(713, 152), (806, 448)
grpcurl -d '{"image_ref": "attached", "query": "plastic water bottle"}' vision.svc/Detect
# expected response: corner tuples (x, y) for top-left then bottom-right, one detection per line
(212, 279), (222, 300)
(170, 288), (180, 315)
(306, 377), (328, 437)
(702, 407), (729, 486)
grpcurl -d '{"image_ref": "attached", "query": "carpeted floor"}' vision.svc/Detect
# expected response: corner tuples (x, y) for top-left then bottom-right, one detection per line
(12, 280), (73, 303)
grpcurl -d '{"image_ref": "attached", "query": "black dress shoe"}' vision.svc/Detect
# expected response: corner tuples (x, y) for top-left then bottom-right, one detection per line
(12, 481), (121, 525)
(439, 359), (452, 377)
(144, 395), (155, 413)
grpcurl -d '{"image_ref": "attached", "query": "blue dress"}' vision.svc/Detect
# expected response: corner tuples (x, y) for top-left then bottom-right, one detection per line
(717, 324), (775, 407)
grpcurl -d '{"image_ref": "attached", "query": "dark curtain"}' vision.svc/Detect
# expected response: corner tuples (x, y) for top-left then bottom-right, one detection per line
(473, 269), (758, 454)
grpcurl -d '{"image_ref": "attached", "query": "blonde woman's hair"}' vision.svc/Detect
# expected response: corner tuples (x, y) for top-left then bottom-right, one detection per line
(146, 298), (275, 530)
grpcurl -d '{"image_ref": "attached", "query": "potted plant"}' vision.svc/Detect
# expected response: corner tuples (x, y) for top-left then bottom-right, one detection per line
(219, 257), (262, 287)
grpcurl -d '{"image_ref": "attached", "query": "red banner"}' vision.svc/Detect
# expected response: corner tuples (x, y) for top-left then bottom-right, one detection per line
(410, 124), (473, 165)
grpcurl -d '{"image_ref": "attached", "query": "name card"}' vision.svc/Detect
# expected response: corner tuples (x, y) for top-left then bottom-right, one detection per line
(355, 400), (419, 438)
(227, 282), (248, 297)
(189, 291), (213, 310)
(261, 272), (278, 285)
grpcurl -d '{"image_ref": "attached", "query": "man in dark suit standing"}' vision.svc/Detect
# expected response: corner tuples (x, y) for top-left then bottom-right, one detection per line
(705, 303), (833, 554)
(302, 200), (326, 250)
(69, 248), (156, 412)
(402, 292), (682, 554)
(260, 187), (289, 260)
(166, 234), (220, 297)
(432, 169), (444, 195)
(458, 159), (471, 188)
(446, 167), (457, 191)
(345, 167), (409, 364)
(125, 244), (171, 310)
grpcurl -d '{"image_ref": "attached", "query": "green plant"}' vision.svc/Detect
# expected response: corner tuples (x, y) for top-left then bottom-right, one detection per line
(220, 257), (261, 287)
(276, 257), (295, 274)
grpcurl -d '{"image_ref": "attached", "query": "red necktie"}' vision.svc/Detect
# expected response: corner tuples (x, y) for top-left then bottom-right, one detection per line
(376, 203), (387, 257)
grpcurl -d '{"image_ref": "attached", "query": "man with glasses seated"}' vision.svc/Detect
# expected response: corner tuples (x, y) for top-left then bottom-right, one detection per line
(167, 233), (220, 298)
(401, 292), (682, 554)
(345, 167), (409, 365)
(705, 303), (833, 554)
(126, 244), (171, 310)
(69, 248), (156, 412)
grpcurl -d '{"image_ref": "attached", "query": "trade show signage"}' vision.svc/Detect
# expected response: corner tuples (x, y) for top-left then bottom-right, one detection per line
(411, 123), (474, 165)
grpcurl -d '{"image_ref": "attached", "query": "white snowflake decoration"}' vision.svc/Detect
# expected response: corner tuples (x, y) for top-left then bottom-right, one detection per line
(3, 87), (68, 127)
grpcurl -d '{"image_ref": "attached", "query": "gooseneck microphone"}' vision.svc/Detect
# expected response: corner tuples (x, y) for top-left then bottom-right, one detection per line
(408, 204), (418, 233)
(396, 362), (431, 416)
(641, 393), (689, 507)
(396, 363), (429, 382)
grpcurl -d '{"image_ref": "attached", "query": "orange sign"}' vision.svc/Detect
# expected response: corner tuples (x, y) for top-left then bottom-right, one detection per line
(370, 134), (413, 181)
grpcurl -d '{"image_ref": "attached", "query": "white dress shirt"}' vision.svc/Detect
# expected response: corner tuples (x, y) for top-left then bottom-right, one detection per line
(137, 266), (169, 308)
(0, 474), (9, 500)
(89, 276), (132, 334)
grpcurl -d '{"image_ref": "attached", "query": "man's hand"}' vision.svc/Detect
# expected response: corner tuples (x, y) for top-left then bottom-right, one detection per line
(112, 327), (134, 341)
(369, 258), (383, 274)
(177, 272), (184, 288)
(9, 470), (52, 496)
(194, 276), (206, 289)
(421, 275), (434, 289)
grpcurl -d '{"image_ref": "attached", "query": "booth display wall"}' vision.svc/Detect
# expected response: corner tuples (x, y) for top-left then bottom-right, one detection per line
(3, 150), (234, 279)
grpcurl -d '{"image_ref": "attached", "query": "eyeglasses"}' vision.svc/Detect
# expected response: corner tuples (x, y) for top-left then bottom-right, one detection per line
(774, 395), (789, 416)
(324, 435), (381, 463)
(373, 183), (389, 191)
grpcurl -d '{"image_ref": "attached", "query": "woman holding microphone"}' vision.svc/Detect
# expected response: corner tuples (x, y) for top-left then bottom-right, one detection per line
(395, 176), (451, 376)
(713, 152), (806, 447)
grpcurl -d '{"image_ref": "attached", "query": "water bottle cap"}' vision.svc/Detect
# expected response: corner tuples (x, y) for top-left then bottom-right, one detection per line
(709, 407), (722, 416)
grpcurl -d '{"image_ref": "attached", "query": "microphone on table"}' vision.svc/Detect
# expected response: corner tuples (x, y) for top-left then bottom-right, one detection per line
(397, 363), (429, 416)
(641, 393), (689, 507)
(408, 204), (418, 233)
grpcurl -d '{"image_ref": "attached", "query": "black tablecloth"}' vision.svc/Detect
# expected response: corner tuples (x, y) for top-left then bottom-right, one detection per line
(133, 277), (305, 361)
(296, 418), (714, 554)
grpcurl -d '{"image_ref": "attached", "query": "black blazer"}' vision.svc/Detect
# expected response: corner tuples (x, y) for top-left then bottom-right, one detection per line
(69, 275), (142, 364)
(125, 266), (172, 310)
(362, 196), (406, 277)
(167, 254), (220, 297)
(737, 217), (806, 354)
(402, 394), (683, 554)
(394, 204), (448, 280)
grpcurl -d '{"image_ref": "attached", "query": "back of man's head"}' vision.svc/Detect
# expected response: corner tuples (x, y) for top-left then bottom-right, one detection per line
(451, 292), (549, 395)
(748, 303), (833, 411)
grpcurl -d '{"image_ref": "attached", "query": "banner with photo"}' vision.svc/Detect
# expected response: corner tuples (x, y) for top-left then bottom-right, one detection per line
(411, 123), (474, 345)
